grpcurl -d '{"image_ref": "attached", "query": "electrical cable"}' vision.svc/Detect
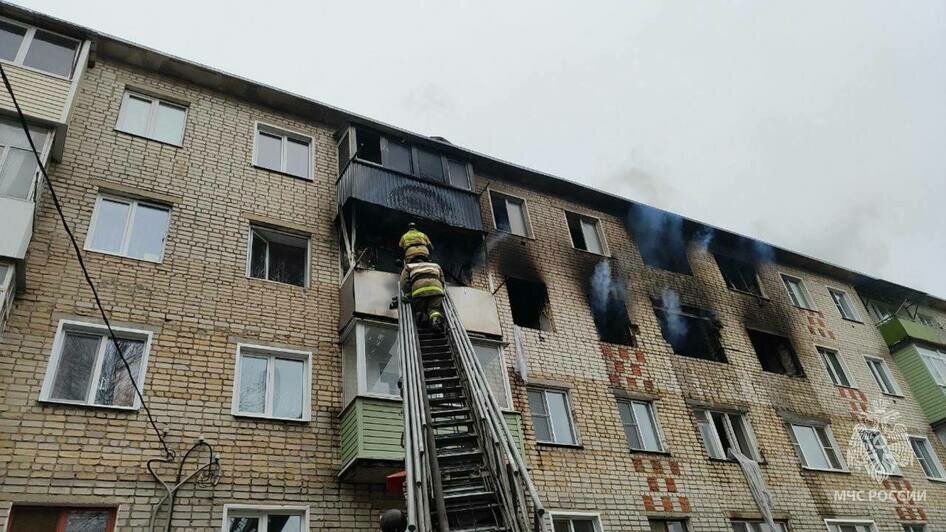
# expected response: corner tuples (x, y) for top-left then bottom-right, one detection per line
(0, 62), (174, 460)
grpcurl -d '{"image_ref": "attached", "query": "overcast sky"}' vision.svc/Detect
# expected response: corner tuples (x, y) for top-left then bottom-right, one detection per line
(20, 0), (946, 297)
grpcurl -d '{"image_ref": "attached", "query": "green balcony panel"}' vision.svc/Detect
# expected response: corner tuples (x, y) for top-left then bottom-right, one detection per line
(892, 344), (946, 426)
(338, 396), (526, 482)
(878, 317), (946, 349)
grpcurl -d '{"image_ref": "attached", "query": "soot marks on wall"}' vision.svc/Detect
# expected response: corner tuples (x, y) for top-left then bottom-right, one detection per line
(506, 277), (553, 332)
(626, 203), (692, 275)
(588, 260), (635, 346)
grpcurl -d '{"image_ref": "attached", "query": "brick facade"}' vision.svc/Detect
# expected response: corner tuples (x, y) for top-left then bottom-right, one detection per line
(0, 26), (943, 532)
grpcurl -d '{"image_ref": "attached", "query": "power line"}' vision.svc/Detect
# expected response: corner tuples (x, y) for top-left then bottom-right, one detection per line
(0, 62), (174, 460)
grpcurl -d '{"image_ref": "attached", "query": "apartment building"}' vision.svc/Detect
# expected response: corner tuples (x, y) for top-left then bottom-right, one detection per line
(0, 4), (944, 532)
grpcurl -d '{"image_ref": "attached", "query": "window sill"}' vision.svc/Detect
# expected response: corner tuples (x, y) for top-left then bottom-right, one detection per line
(926, 476), (946, 483)
(728, 288), (769, 300)
(834, 384), (860, 392)
(707, 456), (766, 465)
(536, 441), (583, 450)
(491, 228), (535, 241)
(0, 194), (34, 204)
(629, 448), (671, 457)
(840, 317), (864, 324)
(0, 58), (74, 82)
(800, 466), (850, 475)
(791, 304), (820, 313)
(85, 247), (164, 264)
(251, 163), (314, 182)
(39, 398), (140, 412)
(572, 246), (610, 258)
(232, 412), (310, 423)
(246, 275), (308, 290)
(880, 392), (905, 399)
(114, 128), (184, 148)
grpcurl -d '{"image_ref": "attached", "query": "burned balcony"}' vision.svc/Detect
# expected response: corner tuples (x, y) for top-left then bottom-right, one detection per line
(336, 127), (484, 232)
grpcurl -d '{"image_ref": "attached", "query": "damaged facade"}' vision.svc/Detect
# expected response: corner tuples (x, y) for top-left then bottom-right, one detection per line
(0, 5), (944, 532)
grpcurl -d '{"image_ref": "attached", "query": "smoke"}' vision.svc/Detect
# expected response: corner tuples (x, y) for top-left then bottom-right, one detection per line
(627, 203), (685, 260)
(751, 239), (775, 263)
(589, 260), (616, 317)
(659, 287), (687, 341)
(693, 226), (715, 252)
(588, 260), (633, 345)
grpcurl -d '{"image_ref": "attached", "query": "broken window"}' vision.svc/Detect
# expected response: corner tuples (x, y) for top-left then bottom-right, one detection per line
(627, 204), (691, 275)
(715, 255), (763, 296)
(506, 277), (552, 331)
(652, 300), (725, 362)
(587, 272), (633, 346)
(694, 408), (759, 460)
(249, 225), (308, 287)
(746, 329), (803, 376)
(490, 191), (531, 237)
(417, 147), (446, 183)
(354, 127), (382, 164)
(565, 211), (606, 255)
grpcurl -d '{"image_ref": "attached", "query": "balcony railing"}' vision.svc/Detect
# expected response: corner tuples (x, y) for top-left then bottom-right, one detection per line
(877, 316), (946, 349)
(337, 160), (484, 232)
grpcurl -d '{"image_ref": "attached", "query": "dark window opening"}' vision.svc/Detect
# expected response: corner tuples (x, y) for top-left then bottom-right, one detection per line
(507, 277), (552, 331)
(652, 301), (725, 362)
(627, 204), (691, 275)
(641, 238), (691, 274)
(417, 148), (446, 183)
(249, 226), (308, 287)
(587, 266), (634, 345)
(746, 329), (804, 376)
(716, 255), (763, 296)
(355, 128), (382, 164)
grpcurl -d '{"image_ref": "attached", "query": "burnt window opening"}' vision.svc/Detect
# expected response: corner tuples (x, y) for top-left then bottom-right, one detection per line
(652, 301), (725, 362)
(716, 255), (764, 297)
(354, 128), (382, 164)
(591, 293), (634, 346)
(640, 238), (691, 275)
(565, 211), (606, 255)
(506, 277), (553, 331)
(627, 204), (692, 275)
(746, 329), (804, 376)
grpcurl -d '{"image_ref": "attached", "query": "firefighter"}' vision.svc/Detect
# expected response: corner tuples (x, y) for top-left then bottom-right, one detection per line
(398, 222), (433, 263)
(400, 252), (446, 330)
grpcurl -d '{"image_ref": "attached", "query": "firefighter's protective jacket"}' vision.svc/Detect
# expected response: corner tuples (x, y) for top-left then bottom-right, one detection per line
(400, 261), (445, 299)
(399, 228), (433, 261)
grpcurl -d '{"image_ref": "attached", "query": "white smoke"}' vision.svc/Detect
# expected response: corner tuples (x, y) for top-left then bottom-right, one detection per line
(660, 287), (687, 341)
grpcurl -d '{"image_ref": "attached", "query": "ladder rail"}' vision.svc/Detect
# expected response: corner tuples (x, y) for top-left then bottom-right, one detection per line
(442, 294), (550, 531)
(398, 297), (432, 531)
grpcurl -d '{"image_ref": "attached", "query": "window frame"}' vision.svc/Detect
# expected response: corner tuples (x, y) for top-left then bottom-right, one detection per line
(83, 193), (171, 263)
(528, 386), (580, 447)
(470, 336), (513, 411)
(38, 319), (154, 411)
(746, 328), (805, 377)
(7, 505), (118, 532)
(907, 435), (945, 481)
(693, 407), (761, 461)
(231, 343), (312, 422)
(563, 210), (610, 256)
(817, 345), (857, 388)
(616, 398), (666, 453)
(550, 511), (604, 532)
(253, 121), (315, 180)
(114, 90), (188, 146)
(0, 117), (53, 202)
(779, 273), (816, 311)
(0, 16), (81, 80)
(341, 319), (401, 406)
(245, 224), (311, 288)
(901, 525), (928, 532)
(827, 287), (861, 322)
(864, 355), (902, 396)
(488, 190), (534, 238)
(221, 504), (310, 532)
(652, 301), (726, 363)
(715, 255), (766, 298)
(823, 519), (877, 532)
(917, 346), (946, 389)
(730, 520), (789, 532)
(787, 421), (848, 472)
(648, 518), (690, 532)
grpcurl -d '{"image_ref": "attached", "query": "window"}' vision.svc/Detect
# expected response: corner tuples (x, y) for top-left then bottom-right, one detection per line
(346, 128), (472, 190)
(918, 346), (946, 389)
(587, 266), (633, 345)
(446, 158), (471, 189)
(781, 274), (815, 310)
(652, 300), (725, 362)
(856, 428), (901, 476)
(341, 320), (400, 405)
(472, 339), (511, 410)
(747, 329), (804, 376)
(115, 91), (187, 145)
(818, 347), (855, 388)
(248, 225), (309, 287)
(233, 344), (311, 421)
(916, 313), (941, 329)
(828, 288), (860, 321)
(864, 299), (895, 323)
(254, 123), (313, 179)
(628, 204), (691, 275)
(865, 356), (902, 396)
(649, 519), (689, 532)
(490, 191), (532, 237)
(617, 399), (663, 452)
(552, 514), (602, 532)
(824, 520), (876, 532)
(0, 19), (79, 78)
(788, 423), (846, 471)
(0, 116), (49, 200)
(7, 506), (116, 532)
(39, 320), (152, 409)
(85, 194), (171, 262)
(902, 525), (928, 532)
(417, 147), (446, 182)
(565, 211), (607, 255)
(694, 409), (759, 460)
(528, 387), (577, 445)
(716, 255), (764, 297)
(909, 436), (944, 480)
(223, 506), (307, 532)
(731, 520), (788, 532)
(506, 277), (553, 331)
